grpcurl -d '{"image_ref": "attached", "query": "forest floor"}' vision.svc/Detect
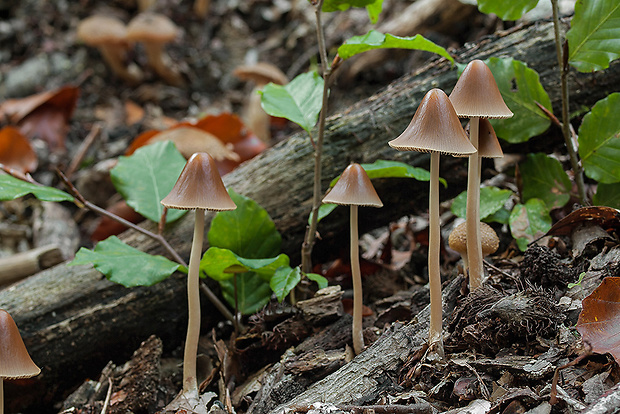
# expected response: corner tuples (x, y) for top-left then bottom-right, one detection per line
(1, 0), (619, 413)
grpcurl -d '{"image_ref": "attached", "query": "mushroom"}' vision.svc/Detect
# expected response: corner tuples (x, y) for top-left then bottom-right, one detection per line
(0, 309), (40, 414)
(126, 12), (184, 86)
(233, 63), (288, 143)
(322, 163), (382, 355)
(449, 221), (499, 275)
(76, 15), (143, 84)
(449, 60), (512, 291)
(389, 89), (476, 359)
(161, 153), (236, 396)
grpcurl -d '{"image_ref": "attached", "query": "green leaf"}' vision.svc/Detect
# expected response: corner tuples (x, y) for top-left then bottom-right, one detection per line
(483, 57), (552, 143)
(270, 266), (302, 302)
(509, 199), (552, 251)
(208, 190), (281, 258)
(201, 247), (289, 282)
(567, 0), (620, 72)
(311, 203), (338, 225)
(0, 174), (74, 202)
(485, 207), (512, 225)
(259, 71), (324, 133)
(451, 186), (514, 220)
(306, 272), (329, 289)
(69, 236), (179, 287)
(219, 274), (272, 315)
(593, 183), (620, 208)
(365, 0), (384, 23)
(476, 0), (539, 21)
(520, 153), (572, 210)
(337, 30), (454, 64)
(110, 141), (187, 223)
(330, 159), (444, 187)
(579, 93), (620, 184)
(322, 0), (376, 12)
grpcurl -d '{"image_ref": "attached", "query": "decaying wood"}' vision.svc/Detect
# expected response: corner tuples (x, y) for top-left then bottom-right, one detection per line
(0, 244), (62, 285)
(1, 20), (620, 411)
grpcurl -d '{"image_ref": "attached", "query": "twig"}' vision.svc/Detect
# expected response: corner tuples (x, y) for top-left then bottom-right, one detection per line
(100, 377), (113, 414)
(65, 123), (102, 179)
(550, 345), (592, 405)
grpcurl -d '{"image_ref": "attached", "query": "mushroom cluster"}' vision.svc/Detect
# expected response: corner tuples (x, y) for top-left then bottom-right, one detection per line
(77, 12), (183, 86)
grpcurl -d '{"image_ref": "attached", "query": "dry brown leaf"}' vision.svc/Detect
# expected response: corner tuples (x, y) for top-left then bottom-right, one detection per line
(0, 126), (38, 173)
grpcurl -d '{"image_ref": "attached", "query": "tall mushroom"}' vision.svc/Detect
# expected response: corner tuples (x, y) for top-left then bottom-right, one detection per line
(389, 89), (476, 359)
(449, 60), (512, 291)
(161, 152), (236, 396)
(76, 15), (143, 84)
(322, 163), (382, 355)
(0, 309), (40, 414)
(127, 12), (184, 86)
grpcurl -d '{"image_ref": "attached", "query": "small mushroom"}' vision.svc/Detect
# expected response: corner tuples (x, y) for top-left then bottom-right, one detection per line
(389, 88), (476, 359)
(449, 221), (499, 276)
(0, 309), (40, 413)
(323, 163), (382, 355)
(127, 12), (184, 86)
(449, 60), (512, 291)
(161, 153), (236, 396)
(76, 15), (143, 84)
(233, 63), (288, 143)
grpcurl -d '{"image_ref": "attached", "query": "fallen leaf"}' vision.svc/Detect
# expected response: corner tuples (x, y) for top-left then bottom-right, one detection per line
(0, 126), (38, 173)
(124, 100), (145, 126)
(576, 276), (620, 364)
(194, 113), (246, 144)
(90, 200), (144, 242)
(546, 206), (620, 237)
(125, 130), (160, 155)
(342, 298), (373, 317)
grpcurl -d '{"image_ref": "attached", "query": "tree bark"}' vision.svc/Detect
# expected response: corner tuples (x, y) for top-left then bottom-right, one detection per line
(1, 20), (619, 411)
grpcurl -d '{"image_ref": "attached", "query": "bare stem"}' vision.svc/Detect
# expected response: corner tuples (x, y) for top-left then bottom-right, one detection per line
(551, 0), (587, 204)
(428, 152), (444, 359)
(301, 0), (331, 273)
(466, 117), (483, 290)
(350, 205), (364, 355)
(183, 210), (203, 394)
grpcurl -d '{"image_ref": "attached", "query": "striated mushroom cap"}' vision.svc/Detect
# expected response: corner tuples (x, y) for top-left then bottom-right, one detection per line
(449, 60), (513, 119)
(388, 89), (476, 156)
(461, 118), (504, 158)
(233, 62), (288, 86)
(161, 152), (236, 211)
(0, 310), (41, 379)
(323, 163), (383, 207)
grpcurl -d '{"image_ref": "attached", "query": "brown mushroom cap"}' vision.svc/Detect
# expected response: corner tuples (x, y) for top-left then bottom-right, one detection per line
(148, 127), (241, 161)
(449, 221), (499, 256)
(77, 15), (128, 46)
(388, 89), (476, 156)
(463, 118), (504, 158)
(161, 152), (236, 211)
(126, 12), (179, 43)
(233, 63), (288, 86)
(449, 60), (513, 119)
(0, 310), (41, 379)
(322, 163), (383, 207)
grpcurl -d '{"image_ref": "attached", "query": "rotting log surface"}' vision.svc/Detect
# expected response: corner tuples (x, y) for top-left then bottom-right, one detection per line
(1, 20), (619, 411)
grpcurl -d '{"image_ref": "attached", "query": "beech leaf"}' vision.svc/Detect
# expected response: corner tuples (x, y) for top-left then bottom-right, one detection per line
(476, 0), (539, 21)
(577, 276), (620, 364)
(338, 30), (454, 64)
(270, 266), (302, 302)
(451, 186), (514, 221)
(520, 153), (572, 210)
(509, 198), (552, 251)
(0, 174), (74, 202)
(110, 140), (187, 223)
(219, 274), (272, 315)
(578, 93), (620, 184)
(69, 236), (179, 287)
(594, 183), (620, 209)
(0, 126), (38, 173)
(200, 247), (289, 282)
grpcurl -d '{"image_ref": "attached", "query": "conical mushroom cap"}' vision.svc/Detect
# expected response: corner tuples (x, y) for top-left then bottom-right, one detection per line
(77, 15), (127, 45)
(127, 12), (179, 43)
(449, 60), (513, 119)
(323, 163), (383, 207)
(161, 152), (236, 211)
(388, 89), (476, 156)
(464, 118), (504, 158)
(0, 310), (41, 379)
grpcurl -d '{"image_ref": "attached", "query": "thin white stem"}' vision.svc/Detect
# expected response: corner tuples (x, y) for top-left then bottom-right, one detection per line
(350, 205), (364, 355)
(0, 377), (3, 414)
(466, 117), (483, 290)
(428, 152), (444, 358)
(183, 210), (204, 394)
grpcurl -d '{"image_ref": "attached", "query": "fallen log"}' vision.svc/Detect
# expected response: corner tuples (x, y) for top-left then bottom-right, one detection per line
(1, 19), (619, 411)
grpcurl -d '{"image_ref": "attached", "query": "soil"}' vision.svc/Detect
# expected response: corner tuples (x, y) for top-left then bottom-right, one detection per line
(1, 0), (619, 413)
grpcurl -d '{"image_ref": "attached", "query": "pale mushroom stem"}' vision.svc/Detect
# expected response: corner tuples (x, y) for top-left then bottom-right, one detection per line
(0, 377), (3, 414)
(466, 117), (483, 290)
(350, 204), (364, 355)
(98, 45), (142, 84)
(428, 151), (444, 359)
(143, 43), (184, 86)
(183, 210), (204, 395)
